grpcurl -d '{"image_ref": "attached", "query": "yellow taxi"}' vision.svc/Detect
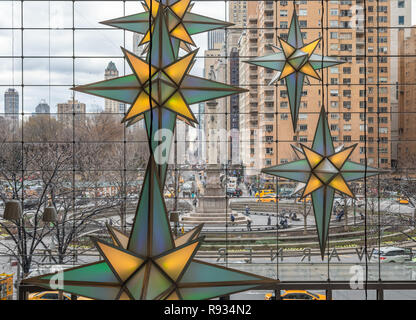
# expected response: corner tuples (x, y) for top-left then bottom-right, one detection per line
(164, 190), (175, 198)
(254, 189), (274, 198)
(29, 291), (92, 300)
(265, 290), (326, 300)
(297, 196), (311, 203)
(0, 273), (13, 300)
(256, 193), (278, 203)
(29, 291), (72, 300)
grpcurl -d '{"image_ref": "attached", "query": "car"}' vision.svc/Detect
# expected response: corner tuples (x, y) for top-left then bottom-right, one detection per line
(297, 196), (311, 203)
(372, 247), (412, 263)
(29, 291), (92, 300)
(280, 190), (294, 198)
(256, 193), (278, 203)
(29, 291), (71, 300)
(75, 198), (89, 206)
(254, 189), (274, 198)
(265, 290), (326, 300)
(355, 198), (365, 207)
(23, 199), (38, 209)
(334, 198), (353, 207)
(226, 187), (242, 198)
(164, 190), (175, 198)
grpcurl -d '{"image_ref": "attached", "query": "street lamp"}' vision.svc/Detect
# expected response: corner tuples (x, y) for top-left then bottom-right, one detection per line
(42, 206), (57, 223)
(3, 200), (22, 221)
(170, 211), (180, 237)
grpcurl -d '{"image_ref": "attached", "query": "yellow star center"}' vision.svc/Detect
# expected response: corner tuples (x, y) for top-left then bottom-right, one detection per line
(301, 145), (356, 198)
(95, 237), (200, 300)
(122, 48), (197, 123)
(278, 37), (322, 81)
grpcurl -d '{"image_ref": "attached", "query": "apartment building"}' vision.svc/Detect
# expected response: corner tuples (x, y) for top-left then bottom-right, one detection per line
(57, 99), (86, 126)
(238, 2), (260, 176)
(398, 27), (416, 169)
(390, 0), (412, 166)
(228, 1), (248, 48)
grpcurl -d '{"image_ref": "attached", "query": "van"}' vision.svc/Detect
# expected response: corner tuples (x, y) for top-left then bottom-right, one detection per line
(372, 247), (412, 263)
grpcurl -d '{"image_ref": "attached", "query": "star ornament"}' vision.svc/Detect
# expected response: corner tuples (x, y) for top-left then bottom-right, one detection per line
(72, 10), (246, 126)
(121, 47), (199, 124)
(262, 107), (379, 258)
(245, 10), (346, 131)
(22, 160), (274, 300)
(139, 0), (196, 47)
(278, 37), (322, 81)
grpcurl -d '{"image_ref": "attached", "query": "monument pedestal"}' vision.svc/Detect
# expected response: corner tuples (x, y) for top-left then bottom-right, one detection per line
(197, 164), (226, 213)
(180, 164), (247, 225)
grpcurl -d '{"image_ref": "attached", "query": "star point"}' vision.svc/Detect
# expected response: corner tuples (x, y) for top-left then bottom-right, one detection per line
(245, 10), (346, 131)
(73, 12), (243, 128)
(21, 0), (273, 300)
(22, 159), (274, 300)
(262, 106), (380, 258)
(101, 0), (231, 52)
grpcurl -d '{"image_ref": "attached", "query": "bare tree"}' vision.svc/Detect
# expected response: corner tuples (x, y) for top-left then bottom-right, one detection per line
(0, 114), (141, 276)
(75, 113), (148, 231)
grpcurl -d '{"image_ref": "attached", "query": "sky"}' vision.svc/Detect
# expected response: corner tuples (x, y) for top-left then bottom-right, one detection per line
(413, 0), (416, 24)
(0, 0), (415, 114)
(0, 0), (226, 114)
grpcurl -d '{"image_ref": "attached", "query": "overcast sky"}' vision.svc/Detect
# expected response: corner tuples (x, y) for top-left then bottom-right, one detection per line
(0, 0), (415, 114)
(0, 1), (226, 114)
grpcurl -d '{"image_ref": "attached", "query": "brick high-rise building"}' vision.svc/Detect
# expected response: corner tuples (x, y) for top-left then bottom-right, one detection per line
(398, 27), (416, 169)
(238, 0), (404, 180)
(238, 2), (260, 177)
(57, 99), (86, 127)
(389, 0), (412, 167)
(228, 1), (248, 48)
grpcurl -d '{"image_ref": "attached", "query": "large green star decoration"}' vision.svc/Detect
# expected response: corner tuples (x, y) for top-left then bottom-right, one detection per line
(262, 107), (379, 258)
(23, 160), (274, 300)
(73, 11), (244, 126)
(21, 2), (274, 300)
(101, 0), (232, 56)
(245, 10), (346, 131)
(73, 9), (245, 184)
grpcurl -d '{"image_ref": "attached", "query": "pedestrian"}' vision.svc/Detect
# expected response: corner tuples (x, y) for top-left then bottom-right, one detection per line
(193, 198), (197, 207)
(247, 218), (252, 231)
(267, 215), (271, 226)
(245, 205), (250, 216)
